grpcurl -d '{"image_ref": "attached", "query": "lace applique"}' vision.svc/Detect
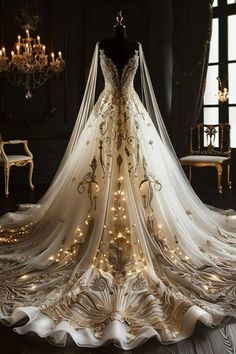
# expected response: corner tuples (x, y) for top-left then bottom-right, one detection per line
(99, 49), (139, 91)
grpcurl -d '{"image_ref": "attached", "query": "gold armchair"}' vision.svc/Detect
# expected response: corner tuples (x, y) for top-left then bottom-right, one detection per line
(0, 135), (34, 196)
(179, 123), (231, 193)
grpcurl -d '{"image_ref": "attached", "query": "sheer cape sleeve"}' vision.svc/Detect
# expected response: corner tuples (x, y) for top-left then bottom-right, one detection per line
(139, 43), (178, 158)
(138, 42), (201, 191)
(54, 42), (99, 177)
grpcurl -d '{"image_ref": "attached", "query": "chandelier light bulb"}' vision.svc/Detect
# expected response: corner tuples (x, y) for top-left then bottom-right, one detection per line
(216, 77), (229, 103)
(51, 52), (55, 62)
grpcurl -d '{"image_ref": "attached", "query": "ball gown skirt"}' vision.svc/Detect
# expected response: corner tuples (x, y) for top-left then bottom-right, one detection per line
(0, 44), (236, 349)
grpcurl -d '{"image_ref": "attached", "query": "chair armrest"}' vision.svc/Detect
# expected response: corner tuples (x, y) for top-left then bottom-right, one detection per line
(2, 139), (27, 145)
(0, 142), (8, 162)
(9, 139), (27, 144)
(1, 140), (33, 159)
(23, 141), (33, 159)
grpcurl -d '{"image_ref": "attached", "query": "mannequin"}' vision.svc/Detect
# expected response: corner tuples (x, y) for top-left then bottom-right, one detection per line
(99, 11), (139, 76)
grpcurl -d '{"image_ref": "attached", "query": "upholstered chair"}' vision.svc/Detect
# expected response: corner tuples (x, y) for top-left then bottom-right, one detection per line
(180, 123), (231, 193)
(0, 134), (34, 196)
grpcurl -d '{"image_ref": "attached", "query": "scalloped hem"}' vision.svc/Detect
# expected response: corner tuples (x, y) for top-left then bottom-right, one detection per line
(0, 305), (233, 349)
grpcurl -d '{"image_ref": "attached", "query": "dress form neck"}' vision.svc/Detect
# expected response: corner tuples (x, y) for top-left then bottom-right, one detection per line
(112, 24), (128, 41)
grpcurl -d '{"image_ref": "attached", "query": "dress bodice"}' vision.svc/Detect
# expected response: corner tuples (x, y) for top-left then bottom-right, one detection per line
(99, 49), (139, 93)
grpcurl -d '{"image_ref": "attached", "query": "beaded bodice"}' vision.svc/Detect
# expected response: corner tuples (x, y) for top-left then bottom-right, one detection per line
(99, 49), (139, 93)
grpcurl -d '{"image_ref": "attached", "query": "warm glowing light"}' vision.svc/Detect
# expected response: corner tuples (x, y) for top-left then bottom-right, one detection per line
(209, 274), (221, 281)
(217, 77), (229, 103)
(0, 30), (64, 98)
(218, 87), (229, 102)
(51, 52), (55, 62)
(20, 274), (28, 279)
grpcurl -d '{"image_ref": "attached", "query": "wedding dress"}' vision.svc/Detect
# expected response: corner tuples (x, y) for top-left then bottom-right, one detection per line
(0, 42), (236, 350)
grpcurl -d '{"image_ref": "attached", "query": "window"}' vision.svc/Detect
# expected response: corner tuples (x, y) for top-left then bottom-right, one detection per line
(203, 0), (236, 147)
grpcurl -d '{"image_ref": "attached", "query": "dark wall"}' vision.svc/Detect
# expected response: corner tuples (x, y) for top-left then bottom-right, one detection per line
(0, 0), (173, 185)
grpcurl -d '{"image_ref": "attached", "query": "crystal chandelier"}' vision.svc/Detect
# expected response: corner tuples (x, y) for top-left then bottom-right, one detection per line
(217, 77), (229, 103)
(0, 28), (65, 99)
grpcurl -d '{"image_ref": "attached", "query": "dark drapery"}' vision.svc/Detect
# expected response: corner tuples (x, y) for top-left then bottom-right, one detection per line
(170, 0), (213, 157)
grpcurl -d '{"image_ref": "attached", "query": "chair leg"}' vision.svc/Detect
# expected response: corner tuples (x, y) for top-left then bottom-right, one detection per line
(189, 166), (192, 183)
(4, 163), (10, 197)
(227, 164), (232, 189)
(28, 160), (34, 190)
(216, 164), (223, 194)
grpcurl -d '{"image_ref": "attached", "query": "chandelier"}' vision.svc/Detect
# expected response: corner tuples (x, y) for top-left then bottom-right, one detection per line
(0, 28), (65, 99)
(217, 77), (229, 103)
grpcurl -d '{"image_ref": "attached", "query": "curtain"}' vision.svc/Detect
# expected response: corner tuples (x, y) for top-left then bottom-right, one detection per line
(170, 0), (213, 157)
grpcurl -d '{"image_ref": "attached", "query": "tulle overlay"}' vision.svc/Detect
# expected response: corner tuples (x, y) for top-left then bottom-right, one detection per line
(0, 44), (236, 349)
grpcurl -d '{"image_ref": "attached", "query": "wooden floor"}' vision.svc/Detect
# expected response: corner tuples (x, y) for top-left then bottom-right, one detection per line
(0, 182), (236, 354)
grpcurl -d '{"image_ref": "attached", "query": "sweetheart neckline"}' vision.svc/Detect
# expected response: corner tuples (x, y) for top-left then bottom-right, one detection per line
(99, 49), (139, 80)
